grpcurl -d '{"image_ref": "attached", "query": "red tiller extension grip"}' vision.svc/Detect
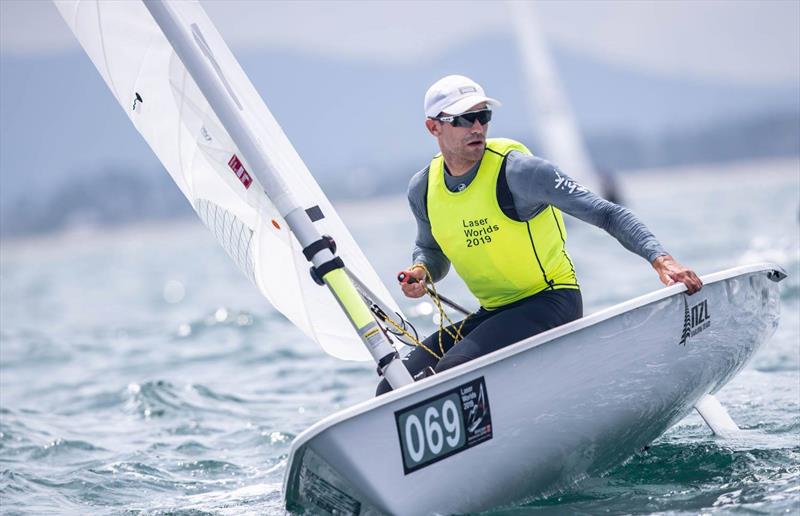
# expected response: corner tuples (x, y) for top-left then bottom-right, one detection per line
(397, 272), (418, 284)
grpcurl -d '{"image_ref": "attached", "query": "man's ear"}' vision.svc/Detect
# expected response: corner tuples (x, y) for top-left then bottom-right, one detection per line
(425, 118), (440, 137)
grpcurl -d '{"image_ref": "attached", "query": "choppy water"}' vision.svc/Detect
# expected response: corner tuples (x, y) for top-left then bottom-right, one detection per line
(1, 160), (798, 515)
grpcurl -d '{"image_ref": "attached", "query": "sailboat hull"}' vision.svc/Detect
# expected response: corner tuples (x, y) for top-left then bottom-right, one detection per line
(284, 264), (786, 515)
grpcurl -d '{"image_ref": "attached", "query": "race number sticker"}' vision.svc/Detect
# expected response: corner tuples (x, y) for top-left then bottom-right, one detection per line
(395, 377), (492, 474)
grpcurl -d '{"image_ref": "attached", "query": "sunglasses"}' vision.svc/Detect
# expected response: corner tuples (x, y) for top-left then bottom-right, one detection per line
(434, 108), (492, 128)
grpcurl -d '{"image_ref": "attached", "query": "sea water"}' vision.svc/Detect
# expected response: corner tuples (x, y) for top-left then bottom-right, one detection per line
(1, 159), (798, 515)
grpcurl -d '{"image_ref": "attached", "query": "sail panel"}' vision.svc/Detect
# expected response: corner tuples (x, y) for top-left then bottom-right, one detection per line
(509, 1), (600, 194)
(54, 0), (401, 360)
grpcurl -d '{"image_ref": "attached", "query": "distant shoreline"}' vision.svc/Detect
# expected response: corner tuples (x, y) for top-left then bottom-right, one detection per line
(1, 156), (797, 248)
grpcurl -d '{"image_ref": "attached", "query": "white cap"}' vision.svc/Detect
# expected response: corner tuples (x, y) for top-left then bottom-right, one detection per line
(424, 75), (501, 118)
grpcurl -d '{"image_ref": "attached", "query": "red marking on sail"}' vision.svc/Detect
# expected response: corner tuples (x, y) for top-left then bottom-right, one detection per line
(228, 154), (252, 189)
(271, 219), (281, 230)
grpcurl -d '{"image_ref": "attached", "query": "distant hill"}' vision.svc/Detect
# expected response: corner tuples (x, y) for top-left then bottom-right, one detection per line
(1, 33), (798, 236)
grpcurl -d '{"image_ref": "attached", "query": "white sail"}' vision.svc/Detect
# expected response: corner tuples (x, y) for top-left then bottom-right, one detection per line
(508, 1), (600, 194)
(54, 0), (403, 361)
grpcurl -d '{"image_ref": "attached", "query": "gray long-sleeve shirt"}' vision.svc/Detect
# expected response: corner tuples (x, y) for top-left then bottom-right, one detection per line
(409, 150), (667, 282)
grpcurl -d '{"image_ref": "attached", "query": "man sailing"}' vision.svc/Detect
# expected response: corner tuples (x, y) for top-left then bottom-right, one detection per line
(377, 75), (702, 395)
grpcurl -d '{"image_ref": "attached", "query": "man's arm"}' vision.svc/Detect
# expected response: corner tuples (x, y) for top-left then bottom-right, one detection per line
(505, 152), (702, 294)
(401, 167), (451, 298)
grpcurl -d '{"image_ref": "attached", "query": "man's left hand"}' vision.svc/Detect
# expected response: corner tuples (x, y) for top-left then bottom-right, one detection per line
(652, 255), (703, 294)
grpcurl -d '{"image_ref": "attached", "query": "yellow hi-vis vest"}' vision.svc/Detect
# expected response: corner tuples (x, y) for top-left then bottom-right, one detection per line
(427, 138), (579, 309)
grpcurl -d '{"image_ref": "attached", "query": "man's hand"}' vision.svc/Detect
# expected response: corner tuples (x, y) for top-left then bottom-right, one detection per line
(398, 266), (427, 298)
(652, 255), (703, 294)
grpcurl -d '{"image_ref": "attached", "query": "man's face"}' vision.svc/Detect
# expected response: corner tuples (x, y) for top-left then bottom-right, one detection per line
(426, 102), (489, 163)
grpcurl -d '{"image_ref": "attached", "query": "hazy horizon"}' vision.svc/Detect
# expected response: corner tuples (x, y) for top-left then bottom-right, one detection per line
(1, 1), (798, 237)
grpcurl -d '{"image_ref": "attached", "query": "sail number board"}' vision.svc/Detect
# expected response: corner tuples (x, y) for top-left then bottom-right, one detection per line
(394, 377), (493, 474)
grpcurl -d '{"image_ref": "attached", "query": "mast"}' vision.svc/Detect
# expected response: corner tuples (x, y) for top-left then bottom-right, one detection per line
(143, 0), (413, 389)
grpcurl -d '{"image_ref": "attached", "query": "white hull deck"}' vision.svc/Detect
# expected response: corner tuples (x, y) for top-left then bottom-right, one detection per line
(284, 263), (786, 515)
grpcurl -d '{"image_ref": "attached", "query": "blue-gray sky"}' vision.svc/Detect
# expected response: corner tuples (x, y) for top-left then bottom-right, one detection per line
(1, 0), (798, 231)
(2, 0), (799, 85)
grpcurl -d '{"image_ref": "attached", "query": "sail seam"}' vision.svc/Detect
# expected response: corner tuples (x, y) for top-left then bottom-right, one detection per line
(95, 1), (121, 102)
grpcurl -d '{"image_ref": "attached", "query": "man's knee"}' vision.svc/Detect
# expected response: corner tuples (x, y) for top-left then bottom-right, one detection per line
(434, 352), (473, 372)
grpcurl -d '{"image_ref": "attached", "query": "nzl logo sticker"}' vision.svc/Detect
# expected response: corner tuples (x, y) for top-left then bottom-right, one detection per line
(679, 297), (711, 345)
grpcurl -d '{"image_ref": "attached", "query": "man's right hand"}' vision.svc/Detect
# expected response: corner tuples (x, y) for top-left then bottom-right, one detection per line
(652, 255), (703, 294)
(398, 266), (427, 298)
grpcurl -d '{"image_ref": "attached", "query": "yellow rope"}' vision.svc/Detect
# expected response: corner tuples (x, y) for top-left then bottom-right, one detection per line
(413, 264), (469, 355)
(406, 264), (470, 357)
(379, 311), (442, 360)
(373, 264), (471, 361)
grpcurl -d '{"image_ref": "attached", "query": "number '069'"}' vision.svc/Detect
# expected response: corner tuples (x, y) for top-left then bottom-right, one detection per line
(395, 377), (491, 474)
(403, 399), (461, 464)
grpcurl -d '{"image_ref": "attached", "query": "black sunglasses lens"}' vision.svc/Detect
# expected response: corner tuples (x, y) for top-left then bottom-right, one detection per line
(453, 110), (492, 127)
